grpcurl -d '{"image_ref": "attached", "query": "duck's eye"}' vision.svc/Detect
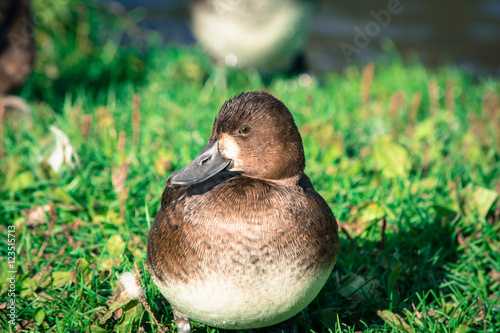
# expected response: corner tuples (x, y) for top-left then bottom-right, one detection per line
(238, 125), (252, 135)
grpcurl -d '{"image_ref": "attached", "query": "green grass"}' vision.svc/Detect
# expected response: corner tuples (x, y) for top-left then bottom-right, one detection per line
(1, 1), (500, 332)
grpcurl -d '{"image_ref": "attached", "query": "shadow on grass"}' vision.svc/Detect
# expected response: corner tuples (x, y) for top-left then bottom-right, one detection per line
(304, 212), (460, 332)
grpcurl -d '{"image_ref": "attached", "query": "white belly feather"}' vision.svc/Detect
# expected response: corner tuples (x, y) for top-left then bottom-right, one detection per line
(152, 264), (333, 329)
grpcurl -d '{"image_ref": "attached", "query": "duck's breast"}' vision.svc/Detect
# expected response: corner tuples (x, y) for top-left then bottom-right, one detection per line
(147, 175), (339, 329)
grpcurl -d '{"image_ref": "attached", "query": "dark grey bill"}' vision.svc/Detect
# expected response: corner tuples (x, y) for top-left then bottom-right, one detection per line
(167, 140), (231, 185)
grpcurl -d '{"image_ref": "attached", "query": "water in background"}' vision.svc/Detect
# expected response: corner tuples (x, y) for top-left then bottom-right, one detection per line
(105, 0), (500, 75)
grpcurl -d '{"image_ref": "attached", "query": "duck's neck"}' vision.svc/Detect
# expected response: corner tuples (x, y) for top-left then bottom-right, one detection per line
(243, 173), (302, 187)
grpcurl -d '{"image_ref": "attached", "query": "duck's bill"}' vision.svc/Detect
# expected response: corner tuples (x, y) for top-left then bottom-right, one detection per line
(167, 140), (231, 185)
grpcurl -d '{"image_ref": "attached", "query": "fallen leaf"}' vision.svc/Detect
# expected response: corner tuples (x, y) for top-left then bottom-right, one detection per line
(75, 258), (90, 275)
(98, 258), (119, 273)
(20, 277), (36, 298)
(33, 266), (53, 289)
(113, 307), (123, 321)
(74, 258), (92, 285)
(451, 184), (498, 218)
(22, 206), (47, 227)
(7, 170), (36, 192)
(350, 202), (386, 226)
(339, 274), (377, 302)
(107, 234), (126, 258)
(377, 310), (411, 332)
(34, 307), (45, 326)
(52, 271), (72, 288)
(90, 324), (112, 333)
(455, 324), (472, 333)
(100, 297), (134, 324)
(373, 135), (411, 178)
(114, 300), (144, 332)
(471, 186), (497, 218)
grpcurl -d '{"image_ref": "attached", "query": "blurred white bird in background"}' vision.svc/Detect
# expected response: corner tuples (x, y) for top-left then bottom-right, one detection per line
(190, 0), (317, 76)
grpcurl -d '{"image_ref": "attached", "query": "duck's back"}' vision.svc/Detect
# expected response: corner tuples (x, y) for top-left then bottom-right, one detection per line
(147, 173), (339, 329)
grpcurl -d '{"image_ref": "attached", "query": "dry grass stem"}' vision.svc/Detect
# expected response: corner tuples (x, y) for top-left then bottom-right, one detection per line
(118, 130), (126, 154)
(112, 159), (129, 194)
(133, 93), (141, 148)
(388, 91), (405, 118)
(428, 79), (439, 116)
(37, 203), (57, 258)
(134, 262), (168, 333)
(120, 188), (130, 218)
(361, 63), (375, 111)
(445, 80), (455, 112)
(407, 92), (422, 137)
(82, 114), (92, 140)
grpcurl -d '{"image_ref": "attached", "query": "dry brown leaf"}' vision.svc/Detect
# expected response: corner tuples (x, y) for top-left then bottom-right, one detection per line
(113, 307), (123, 320)
(23, 205), (47, 227)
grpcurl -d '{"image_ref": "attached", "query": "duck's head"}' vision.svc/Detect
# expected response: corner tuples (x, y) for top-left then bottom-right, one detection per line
(167, 91), (305, 185)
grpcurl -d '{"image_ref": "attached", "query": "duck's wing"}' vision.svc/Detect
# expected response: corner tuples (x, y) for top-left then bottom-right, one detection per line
(298, 173), (340, 263)
(147, 184), (191, 283)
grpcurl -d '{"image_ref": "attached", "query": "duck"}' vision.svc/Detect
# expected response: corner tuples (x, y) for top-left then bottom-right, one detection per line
(189, 0), (317, 75)
(147, 91), (340, 332)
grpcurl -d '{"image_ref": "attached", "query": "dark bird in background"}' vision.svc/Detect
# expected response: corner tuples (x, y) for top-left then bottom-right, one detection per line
(189, 0), (317, 76)
(0, 0), (34, 95)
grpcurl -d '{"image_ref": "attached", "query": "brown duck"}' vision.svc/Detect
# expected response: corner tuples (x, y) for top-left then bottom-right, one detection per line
(0, 0), (34, 95)
(147, 91), (340, 332)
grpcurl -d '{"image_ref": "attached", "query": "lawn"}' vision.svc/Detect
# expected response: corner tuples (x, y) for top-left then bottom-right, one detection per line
(1, 1), (499, 332)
